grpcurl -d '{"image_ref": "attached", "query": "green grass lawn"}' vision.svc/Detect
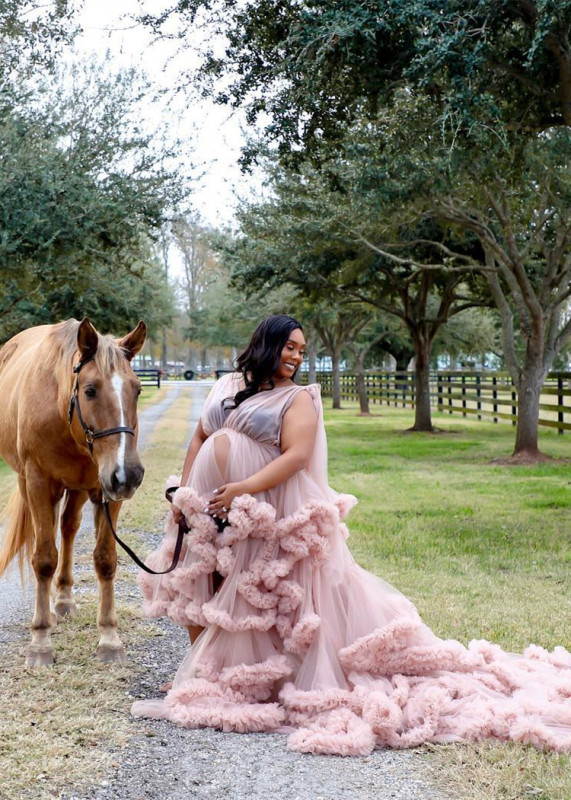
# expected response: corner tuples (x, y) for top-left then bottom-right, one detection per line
(0, 457), (13, 481)
(326, 404), (571, 799)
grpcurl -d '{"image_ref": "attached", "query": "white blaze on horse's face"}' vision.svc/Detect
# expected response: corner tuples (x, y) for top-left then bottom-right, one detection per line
(97, 367), (144, 501)
(111, 373), (128, 487)
(78, 360), (144, 501)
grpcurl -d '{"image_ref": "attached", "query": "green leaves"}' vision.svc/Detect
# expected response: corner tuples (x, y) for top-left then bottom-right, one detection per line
(0, 0), (79, 82)
(0, 61), (183, 340)
(141, 0), (571, 163)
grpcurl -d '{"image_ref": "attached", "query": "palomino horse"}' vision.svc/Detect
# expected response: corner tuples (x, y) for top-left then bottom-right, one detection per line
(0, 318), (146, 665)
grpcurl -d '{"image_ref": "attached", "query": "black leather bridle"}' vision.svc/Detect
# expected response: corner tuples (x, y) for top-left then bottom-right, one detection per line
(67, 356), (188, 575)
(67, 356), (135, 453)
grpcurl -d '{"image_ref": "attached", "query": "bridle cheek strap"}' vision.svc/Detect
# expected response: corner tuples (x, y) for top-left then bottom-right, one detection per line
(68, 358), (135, 453)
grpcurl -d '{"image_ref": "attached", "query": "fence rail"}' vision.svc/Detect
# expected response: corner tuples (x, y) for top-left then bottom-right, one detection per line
(134, 368), (161, 388)
(305, 371), (571, 434)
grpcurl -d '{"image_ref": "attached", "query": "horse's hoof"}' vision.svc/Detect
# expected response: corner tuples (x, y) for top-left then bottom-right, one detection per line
(54, 600), (77, 619)
(96, 644), (126, 663)
(25, 645), (54, 667)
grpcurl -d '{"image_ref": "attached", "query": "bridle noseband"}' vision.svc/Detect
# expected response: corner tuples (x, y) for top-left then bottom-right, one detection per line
(67, 356), (135, 454)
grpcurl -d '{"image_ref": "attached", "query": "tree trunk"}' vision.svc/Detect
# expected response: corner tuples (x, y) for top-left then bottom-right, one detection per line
(389, 342), (415, 372)
(513, 367), (545, 457)
(395, 355), (412, 372)
(509, 319), (550, 459)
(161, 328), (168, 370)
(410, 338), (434, 431)
(331, 350), (342, 409)
(307, 343), (317, 384)
(355, 353), (370, 414)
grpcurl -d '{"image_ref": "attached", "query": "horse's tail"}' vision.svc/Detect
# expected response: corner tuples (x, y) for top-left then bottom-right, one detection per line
(0, 487), (33, 581)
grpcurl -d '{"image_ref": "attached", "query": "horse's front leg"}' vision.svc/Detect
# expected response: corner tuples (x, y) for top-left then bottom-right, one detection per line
(54, 489), (88, 618)
(90, 491), (126, 663)
(24, 470), (62, 666)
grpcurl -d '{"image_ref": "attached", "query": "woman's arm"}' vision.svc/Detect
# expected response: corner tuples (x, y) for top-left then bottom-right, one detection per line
(172, 419), (209, 523)
(181, 419), (209, 485)
(207, 390), (318, 516)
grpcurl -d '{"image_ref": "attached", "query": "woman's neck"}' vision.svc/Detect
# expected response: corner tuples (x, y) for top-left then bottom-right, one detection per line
(259, 376), (292, 389)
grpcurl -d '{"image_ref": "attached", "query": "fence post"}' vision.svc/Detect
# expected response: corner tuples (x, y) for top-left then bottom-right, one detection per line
(461, 374), (467, 417)
(492, 376), (498, 423)
(511, 381), (517, 426)
(437, 374), (443, 412)
(558, 375), (564, 435)
(476, 374), (481, 421)
(448, 375), (452, 414)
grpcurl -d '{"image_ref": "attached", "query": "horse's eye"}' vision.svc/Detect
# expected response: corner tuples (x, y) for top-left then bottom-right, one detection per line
(84, 386), (96, 399)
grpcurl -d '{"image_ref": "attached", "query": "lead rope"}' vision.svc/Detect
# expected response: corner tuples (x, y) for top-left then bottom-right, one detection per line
(102, 487), (189, 575)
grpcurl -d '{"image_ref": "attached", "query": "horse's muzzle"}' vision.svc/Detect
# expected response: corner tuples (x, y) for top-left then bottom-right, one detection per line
(101, 462), (145, 501)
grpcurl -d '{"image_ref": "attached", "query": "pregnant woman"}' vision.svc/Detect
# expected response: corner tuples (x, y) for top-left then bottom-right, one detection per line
(133, 314), (571, 756)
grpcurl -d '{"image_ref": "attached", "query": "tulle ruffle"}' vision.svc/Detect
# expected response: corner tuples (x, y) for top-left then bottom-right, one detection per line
(139, 485), (353, 644)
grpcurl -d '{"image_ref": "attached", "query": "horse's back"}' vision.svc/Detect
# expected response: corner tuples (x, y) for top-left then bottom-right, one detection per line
(0, 323), (58, 374)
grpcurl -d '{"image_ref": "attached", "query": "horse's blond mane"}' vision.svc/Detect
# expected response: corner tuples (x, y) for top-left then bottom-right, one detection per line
(48, 320), (126, 377)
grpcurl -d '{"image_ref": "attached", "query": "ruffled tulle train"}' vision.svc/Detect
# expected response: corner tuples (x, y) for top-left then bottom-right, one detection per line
(133, 486), (571, 756)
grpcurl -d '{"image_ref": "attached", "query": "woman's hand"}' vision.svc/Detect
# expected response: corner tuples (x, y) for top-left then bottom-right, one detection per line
(171, 504), (183, 525)
(207, 483), (244, 518)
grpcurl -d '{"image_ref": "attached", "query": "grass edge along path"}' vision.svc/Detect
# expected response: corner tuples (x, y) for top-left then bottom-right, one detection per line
(0, 390), (194, 800)
(327, 404), (571, 800)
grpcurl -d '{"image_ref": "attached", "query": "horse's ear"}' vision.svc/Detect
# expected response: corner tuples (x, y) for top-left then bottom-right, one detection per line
(117, 321), (147, 361)
(77, 318), (99, 362)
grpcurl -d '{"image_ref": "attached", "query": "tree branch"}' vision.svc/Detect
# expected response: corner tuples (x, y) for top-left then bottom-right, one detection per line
(484, 252), (520, 385)
(352, 233), (494, 272)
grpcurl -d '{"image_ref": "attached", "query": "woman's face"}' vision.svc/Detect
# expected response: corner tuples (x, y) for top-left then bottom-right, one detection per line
(274, 328), (306, 381)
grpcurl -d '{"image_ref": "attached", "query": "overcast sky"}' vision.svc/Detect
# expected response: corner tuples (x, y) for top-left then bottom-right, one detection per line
(75, 0), (249, 228)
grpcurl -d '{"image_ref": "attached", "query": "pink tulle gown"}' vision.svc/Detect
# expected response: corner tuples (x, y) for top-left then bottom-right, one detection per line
(132, 372), (571, 756)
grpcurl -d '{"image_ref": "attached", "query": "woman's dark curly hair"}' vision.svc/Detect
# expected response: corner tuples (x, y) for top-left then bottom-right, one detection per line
(225, 314), (303, 409)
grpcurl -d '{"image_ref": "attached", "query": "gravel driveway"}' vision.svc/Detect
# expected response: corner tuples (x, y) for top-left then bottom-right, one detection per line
(1, 381), (447, 800)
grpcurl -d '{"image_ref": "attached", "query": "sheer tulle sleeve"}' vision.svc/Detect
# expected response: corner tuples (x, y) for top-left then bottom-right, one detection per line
(289, 384), (337, 504)
(200, 372), (238, 436)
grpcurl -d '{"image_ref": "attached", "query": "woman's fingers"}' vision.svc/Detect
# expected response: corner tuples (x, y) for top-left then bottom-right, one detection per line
(207, 485), (229, 517)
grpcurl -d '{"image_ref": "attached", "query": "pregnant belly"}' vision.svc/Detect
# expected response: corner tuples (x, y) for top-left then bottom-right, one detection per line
(190, 429), (279, 495)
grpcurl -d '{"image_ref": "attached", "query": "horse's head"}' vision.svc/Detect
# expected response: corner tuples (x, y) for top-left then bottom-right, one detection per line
(70, 318), (147, 500)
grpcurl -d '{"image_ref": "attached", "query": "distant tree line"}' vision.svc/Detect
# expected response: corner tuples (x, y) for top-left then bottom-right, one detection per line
(3, 1), (571, 464)
(142, 0), (571, 461)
